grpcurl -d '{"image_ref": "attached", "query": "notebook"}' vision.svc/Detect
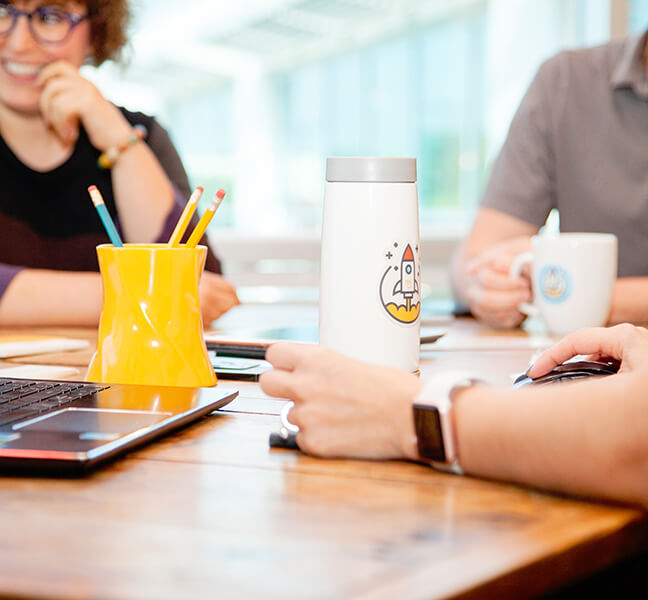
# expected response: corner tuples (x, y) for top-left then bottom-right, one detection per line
(0, 365), (81, 379)
(0, 335), (89, 358)
(0, 376), (237, 475)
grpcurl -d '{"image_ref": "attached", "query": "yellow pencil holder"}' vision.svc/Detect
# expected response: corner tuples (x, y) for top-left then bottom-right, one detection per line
(86, 244), (217, 388)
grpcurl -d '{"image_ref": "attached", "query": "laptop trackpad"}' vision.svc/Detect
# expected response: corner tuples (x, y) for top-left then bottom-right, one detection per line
(14, 408), (169, 439)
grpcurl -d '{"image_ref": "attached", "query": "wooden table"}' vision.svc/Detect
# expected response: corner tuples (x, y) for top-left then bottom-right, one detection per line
(0, 315), (646, 600)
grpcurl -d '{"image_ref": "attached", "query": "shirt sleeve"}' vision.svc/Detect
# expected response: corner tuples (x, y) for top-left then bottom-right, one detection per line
(153, 186), (224, 275)
(146, 119), (192, 199)
(146, 119), (223, 274)
(480, 57), (558, 227)
(0, 263), (23, 300)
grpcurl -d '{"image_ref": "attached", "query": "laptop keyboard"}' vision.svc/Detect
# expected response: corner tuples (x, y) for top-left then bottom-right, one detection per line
(0, 378), (110, 427)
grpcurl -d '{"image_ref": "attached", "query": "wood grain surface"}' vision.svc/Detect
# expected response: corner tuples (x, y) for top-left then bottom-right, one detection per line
(0, 317), (645, 600)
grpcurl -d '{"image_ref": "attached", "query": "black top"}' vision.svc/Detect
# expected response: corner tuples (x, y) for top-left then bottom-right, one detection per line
(0, 107), (221, 294)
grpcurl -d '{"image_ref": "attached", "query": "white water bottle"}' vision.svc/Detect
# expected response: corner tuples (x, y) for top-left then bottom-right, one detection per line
(319, 157), (421, 372)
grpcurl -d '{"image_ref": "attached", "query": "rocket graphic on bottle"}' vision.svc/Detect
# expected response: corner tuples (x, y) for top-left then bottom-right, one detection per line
(392, 244), (419, 311)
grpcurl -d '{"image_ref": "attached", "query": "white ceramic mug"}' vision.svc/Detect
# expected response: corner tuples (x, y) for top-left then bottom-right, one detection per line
(319, 157), (420, 371)
(508, 233), (617, 336)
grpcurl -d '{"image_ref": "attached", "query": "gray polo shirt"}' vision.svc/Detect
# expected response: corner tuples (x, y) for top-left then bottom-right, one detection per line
(481, 31), (648, 277)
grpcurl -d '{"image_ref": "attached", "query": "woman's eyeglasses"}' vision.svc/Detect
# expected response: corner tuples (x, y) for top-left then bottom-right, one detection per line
(0, 3), (88, 45)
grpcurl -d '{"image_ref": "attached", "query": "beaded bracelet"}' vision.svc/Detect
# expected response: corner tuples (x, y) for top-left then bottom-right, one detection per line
(97, 124), (148, 169)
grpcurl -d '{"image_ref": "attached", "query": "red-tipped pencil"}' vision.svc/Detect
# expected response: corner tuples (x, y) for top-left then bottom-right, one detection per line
(186, 189), (225, 247)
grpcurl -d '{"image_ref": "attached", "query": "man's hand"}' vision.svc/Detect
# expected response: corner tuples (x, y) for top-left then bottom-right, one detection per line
(528, 323), (648, 378)
(463, 236), (532, 328)
(200, 272), (239, 325)
(260, 343), (423, 459)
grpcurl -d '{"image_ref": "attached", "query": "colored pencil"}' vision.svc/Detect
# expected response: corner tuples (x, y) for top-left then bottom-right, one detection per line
(167, 186), (203, 247)
(186, 189), (226, 248)
(87, 185), (123, 247)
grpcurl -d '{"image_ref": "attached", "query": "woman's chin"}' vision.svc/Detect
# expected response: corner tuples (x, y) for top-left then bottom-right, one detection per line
(0, 96), (42, 117)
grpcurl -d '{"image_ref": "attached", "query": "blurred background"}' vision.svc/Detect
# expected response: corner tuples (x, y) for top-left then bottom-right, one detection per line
(83, 0), (648, 304)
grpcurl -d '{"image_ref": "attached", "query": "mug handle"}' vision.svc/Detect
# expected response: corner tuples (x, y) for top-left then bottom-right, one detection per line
(508, 252), (539, 317)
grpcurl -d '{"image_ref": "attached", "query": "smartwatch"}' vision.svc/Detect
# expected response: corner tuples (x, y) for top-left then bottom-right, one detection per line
(412, 372), (483, 475)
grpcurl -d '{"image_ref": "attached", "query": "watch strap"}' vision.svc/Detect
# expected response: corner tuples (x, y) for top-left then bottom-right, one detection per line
(413, 372), (485, 475)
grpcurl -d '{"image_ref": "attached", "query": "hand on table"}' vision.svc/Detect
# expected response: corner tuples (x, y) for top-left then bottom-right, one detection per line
(464, 236), (532, 328)
(37, 60), (132, 149)
(260, 343), (423, 460)
(528, 323), (648, 378)
(200, 272), (240, 325)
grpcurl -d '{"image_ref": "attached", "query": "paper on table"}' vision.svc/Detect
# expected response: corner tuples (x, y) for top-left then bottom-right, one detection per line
(431, 334), (557, 352)
(0, 336), (90, 358)
(0, 364), (81, 379)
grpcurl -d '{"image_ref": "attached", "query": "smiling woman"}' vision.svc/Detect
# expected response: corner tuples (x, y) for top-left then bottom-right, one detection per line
(0, 0), (239, 327)
(0, 0), (127, 65)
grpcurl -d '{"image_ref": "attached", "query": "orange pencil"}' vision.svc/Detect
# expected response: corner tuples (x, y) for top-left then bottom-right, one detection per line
(186, 189), (226, 248)
(168, 186), (203, 247)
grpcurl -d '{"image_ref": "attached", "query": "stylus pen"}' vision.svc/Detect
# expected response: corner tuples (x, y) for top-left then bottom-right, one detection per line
(87, 185), (123, 247)
(269, 430), (299, 450)
(186, 189), (226, 247)
(167, 186), (203, 247)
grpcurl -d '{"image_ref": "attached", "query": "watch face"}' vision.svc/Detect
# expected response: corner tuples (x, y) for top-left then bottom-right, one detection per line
(413, 405), (446, 462)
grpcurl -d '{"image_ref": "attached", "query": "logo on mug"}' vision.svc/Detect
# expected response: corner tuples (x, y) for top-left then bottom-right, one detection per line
(539, 264), (571, 304)
(379, 242), (421, 324)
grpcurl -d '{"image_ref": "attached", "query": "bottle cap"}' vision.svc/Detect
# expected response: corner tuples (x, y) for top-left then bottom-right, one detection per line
(326, 157), (417, 183)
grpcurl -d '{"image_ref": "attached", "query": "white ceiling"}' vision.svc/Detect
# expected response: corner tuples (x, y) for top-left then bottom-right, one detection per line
(130, 0), (480, 70)
(87, 0), (481, 109)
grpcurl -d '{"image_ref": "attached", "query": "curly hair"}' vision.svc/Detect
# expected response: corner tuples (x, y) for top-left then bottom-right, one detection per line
(83, 0), (131, 65)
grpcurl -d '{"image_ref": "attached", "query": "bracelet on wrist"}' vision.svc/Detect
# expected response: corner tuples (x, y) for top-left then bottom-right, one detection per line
(97, 124), (147, 169)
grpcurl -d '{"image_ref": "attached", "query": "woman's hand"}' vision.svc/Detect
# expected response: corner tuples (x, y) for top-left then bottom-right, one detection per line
(528, 323), (648, 378)
(37, 60), (132, 149)
(200, 272), (240, 326)
(260, 343), (423, 460)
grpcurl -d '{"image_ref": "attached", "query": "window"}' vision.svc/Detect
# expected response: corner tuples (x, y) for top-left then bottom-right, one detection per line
(629, 0), (648, 32)
(85, 0), (612, 238)
(274, 8), (486, 231)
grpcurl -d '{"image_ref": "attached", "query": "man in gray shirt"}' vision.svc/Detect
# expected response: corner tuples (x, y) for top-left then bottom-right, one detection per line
(452, 31), (648, 328)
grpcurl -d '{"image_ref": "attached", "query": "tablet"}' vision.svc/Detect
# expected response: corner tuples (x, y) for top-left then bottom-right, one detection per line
(205, 325), (446, 359)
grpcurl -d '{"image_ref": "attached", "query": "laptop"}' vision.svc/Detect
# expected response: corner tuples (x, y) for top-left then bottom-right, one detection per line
(0, 376), (237, 475)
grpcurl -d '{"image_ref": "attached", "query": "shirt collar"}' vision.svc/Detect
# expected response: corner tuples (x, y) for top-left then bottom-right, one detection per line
(610, 30), (648, 98)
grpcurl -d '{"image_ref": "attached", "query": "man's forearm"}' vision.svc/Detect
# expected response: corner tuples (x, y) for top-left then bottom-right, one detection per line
(609, 278), (648, 324)
(453, 373), (648, 506)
